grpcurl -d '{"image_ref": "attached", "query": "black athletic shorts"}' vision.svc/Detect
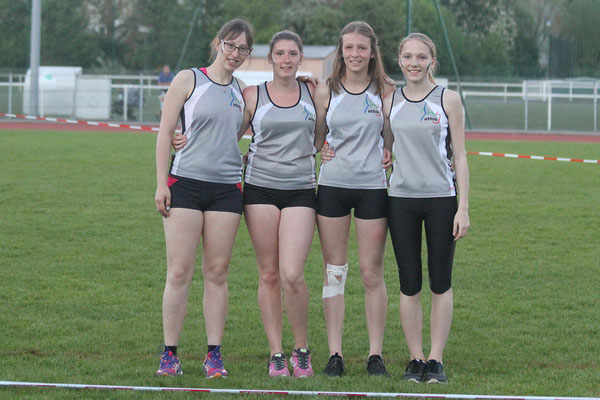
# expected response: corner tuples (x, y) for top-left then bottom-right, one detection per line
(168, 175), (243, 215)
(316, 185), (388, 219)
(388, 196), (457, 296)
(243, 183), (316, 210)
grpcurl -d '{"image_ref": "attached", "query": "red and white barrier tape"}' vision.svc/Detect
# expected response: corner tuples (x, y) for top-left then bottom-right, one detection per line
(2, 113), (597, 163)
(0, 381), (597, 399)
(0, 112), (163, 132)
(467, 151), (599, 164)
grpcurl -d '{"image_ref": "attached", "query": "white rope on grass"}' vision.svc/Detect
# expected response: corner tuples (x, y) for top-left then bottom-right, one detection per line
(1, 381), (598, 400)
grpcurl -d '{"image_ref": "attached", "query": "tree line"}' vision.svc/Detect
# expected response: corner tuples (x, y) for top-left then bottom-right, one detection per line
(1, 0), (598, 79)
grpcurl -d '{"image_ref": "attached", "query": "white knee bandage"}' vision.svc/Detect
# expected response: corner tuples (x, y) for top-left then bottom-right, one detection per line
(322, 263), (348, 298)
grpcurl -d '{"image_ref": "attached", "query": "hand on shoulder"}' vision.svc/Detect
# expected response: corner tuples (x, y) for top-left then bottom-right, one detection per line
(314, 80), (330, 104)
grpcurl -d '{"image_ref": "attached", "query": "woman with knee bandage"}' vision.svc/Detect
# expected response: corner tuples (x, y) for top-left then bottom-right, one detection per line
(313, 21), (396, 378)
(383, 33), (470, 384)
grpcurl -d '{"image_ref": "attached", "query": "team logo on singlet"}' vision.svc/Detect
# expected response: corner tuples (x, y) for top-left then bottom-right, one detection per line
(229, 89), (242, 111)
(420, 104), (440, 124)
(363, 95), (381, 116)
(303, 105), (316, 122)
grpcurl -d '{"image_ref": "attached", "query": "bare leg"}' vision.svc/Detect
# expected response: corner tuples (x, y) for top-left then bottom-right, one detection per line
(317, 214), (351, 356)
(279, 207), (316, 349)
(245, 204), (283, 355)
(355, 217), (388, 356)
(399, 292), (426, 361)
(428, 288), (453, 363)
(201, 211), (241, 346)
(162, 208), (204, 346)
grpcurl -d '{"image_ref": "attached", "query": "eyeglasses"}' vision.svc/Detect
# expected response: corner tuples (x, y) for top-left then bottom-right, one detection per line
(219, 39), (252, 56)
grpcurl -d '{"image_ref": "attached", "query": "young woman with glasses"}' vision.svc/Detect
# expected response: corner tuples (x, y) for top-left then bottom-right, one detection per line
(154, 18), (254, 379)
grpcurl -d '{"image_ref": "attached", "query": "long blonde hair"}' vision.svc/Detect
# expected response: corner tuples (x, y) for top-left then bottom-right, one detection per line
(398, 33), (438, 84)
(329, 21), (389, 96)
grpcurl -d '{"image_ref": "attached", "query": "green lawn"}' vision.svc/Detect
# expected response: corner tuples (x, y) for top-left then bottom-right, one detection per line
(0, 130), (599, 399)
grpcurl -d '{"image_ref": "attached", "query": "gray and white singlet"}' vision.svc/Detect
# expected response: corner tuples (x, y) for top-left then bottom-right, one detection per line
(318, 83), (387, 189)
(388, 85), (456, 198)
(169, 67), (244, 184)
(245, 81), (317, 189)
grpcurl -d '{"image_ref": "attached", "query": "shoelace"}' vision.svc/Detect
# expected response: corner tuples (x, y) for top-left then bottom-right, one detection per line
(406, 359), (423, 372)
(207, 350), (223, 368)
(295, 350), (310, 369)
(160, 352), (177, 368)
(326, 354), (342, 369)
(271, 354), (286, 370)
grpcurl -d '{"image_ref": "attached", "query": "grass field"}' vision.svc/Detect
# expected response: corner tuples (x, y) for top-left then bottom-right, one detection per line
(1, 129), (599, 399)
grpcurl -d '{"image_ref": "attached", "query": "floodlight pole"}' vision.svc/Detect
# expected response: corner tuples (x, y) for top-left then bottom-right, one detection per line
(176, 0), (204, 72)
(433, 0), (472, 129)
(29, 0), (41, 116)
(406, 0), (412, 36)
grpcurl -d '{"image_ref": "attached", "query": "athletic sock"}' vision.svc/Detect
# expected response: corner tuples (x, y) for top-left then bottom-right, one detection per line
(164, 345), (178, 356)
(207, 345), (219, 353)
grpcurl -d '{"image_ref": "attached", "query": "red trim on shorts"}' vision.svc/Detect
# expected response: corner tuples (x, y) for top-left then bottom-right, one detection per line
(236, 182), (242, 193)
(167, 176), (178, 187)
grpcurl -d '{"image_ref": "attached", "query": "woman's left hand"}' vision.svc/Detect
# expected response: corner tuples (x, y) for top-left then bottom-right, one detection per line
(320, 142), (335, 162)
(453, 209), (470, 241)
(382, 148), (393, 170)
(171, 133), (187, 151)
(297, 75), (320, 86)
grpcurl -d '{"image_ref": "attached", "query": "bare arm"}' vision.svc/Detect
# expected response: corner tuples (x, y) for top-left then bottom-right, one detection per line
(155, 69), (194, 217)
(238, 84), (257, 141)
(313, 81), (330, 151)
(443, 89), (470, 240)
(381, 90), (395, 170)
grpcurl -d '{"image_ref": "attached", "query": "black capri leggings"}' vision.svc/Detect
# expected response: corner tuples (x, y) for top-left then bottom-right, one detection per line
(388, 196), (457, 296)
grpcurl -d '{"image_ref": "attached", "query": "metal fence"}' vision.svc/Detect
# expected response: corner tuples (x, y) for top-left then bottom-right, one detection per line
(1, 73), (599, 132)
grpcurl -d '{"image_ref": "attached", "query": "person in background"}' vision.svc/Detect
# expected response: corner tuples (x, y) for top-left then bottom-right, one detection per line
(158, 64), (175, 117)
(384, 32), (470, 384)
(158, 64), (175, 88)
(154, 18), (254, 378)
(312, 20), (395, 378)
(242, 30), (317, 378)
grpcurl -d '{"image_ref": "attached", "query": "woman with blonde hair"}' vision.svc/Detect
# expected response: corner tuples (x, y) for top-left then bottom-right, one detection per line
(382, 32), (470, 383)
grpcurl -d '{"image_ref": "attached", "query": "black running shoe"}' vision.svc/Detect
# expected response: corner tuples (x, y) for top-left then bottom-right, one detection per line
(424, 359), (448, 383)
(366, 355), (390, 377)
(402, 359), (426, 382)
(322, 353), (344, 377)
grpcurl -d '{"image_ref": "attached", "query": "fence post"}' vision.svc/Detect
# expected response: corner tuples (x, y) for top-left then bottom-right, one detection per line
(594, 81), (598, 132)
(547, 82), (552, 131)
(569, 81), (573, 102)
(124, 86), (128, 121)
(524, 81), (528, 131)
(139, 77), (143, 122)
(8, 71), (12, 114)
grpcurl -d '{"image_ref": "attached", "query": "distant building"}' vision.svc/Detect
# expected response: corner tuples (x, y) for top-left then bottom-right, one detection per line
(235, 45), (337, 85)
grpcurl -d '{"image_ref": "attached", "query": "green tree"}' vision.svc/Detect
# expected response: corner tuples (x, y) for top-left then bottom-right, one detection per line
(340, 0), (405, 77)
(0, 0), (29, 70)
(40, 0), (99, 68)
(556, 0), (600, 76)
(510, 2), (540, 77)
(280, 0), (344, 46)
(124, 0), (192, 71)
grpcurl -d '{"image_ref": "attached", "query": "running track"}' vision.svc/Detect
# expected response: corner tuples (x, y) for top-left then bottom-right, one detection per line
(1, 120), (599, 142)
